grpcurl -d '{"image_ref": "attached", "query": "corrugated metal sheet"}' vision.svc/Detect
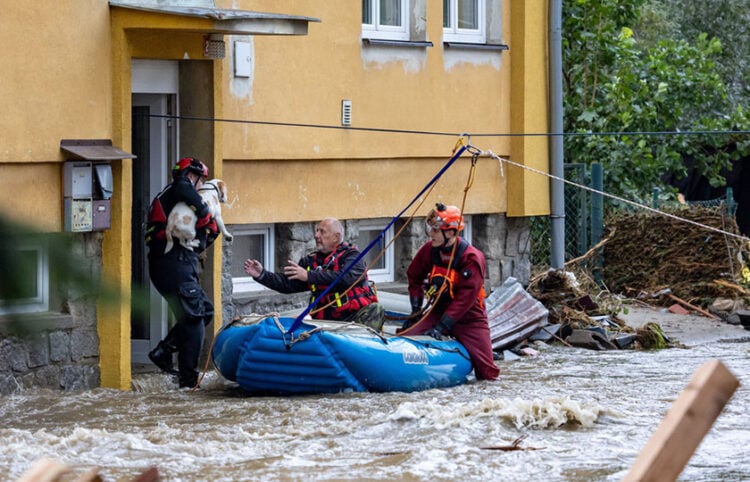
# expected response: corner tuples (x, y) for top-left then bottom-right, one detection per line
(486, 277), (549, 350)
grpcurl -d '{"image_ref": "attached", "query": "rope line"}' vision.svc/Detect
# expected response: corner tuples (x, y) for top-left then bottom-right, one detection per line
(141, 113), (750, 138)
(288, 143), (470, 333)
(482, 149), (749, 243)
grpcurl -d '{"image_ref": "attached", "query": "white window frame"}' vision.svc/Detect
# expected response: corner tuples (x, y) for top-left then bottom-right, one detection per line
(0, 241), (49, 314)
(362, 0), (410, 41)
(358, 219), (394, 284)
(230, 224), (275, 294)
(461, 215), (472, 244)
(443, 0), (486, 44)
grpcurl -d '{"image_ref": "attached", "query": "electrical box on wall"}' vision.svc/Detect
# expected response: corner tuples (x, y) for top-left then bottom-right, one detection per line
(63, 161), (113, 232)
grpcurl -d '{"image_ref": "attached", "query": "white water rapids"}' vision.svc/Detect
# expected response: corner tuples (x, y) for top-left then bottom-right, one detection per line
(3, 340), (750, 481)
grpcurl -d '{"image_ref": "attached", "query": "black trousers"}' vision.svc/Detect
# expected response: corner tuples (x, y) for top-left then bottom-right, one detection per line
(148, 246), (214, 381)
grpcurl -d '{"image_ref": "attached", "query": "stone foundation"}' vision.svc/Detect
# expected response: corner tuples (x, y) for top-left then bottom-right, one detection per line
(0, 233), (102, 395)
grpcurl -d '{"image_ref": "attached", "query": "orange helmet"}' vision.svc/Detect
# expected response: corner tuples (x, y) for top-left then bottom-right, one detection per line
(428, 203), (464, 231)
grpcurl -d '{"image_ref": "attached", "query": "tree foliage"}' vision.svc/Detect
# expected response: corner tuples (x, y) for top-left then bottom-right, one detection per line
(562, 0), (750, 202)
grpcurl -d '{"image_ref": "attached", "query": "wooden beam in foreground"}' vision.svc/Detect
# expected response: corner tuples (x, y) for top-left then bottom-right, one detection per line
(623, 359), (740, 482)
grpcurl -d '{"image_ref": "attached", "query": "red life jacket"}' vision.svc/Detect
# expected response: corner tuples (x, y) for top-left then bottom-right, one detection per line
(427, 238), (486, 308)
(145, 196), (168, 244)
(308, 243), (377, 320)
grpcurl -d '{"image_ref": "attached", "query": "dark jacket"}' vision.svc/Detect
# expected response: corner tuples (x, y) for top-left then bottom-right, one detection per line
(145, 176), (211, 253)
(254, 242), (377, 320)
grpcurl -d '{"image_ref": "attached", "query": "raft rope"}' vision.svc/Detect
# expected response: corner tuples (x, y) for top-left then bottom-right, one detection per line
(308, 137), (479, 322)
(397, 147), (481, 335)
(289, 140), (471, 334)
(483, 149), (749, 243)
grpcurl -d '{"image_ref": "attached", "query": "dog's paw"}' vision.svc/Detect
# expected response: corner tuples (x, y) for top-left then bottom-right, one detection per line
(224, 234), (233, 241)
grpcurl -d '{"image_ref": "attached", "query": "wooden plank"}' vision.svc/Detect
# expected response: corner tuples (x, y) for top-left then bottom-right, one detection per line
(16, 458), (70, 482)
(623, 359), (739, 482)
(74, 467), (102, 482)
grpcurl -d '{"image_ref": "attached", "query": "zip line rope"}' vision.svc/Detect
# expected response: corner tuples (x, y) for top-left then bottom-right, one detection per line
(307, 159), (444, 318)
(137, 113), (749, 329)
(289, 142), (470, 334)
(481, 149), (750, 243)
(143, 113), (750, 138)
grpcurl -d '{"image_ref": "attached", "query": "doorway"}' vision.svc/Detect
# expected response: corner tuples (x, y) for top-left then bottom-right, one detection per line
(130, 60), (178, 364)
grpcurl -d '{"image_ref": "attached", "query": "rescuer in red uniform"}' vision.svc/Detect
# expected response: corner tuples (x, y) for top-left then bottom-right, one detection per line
(400, 203), (499, 380)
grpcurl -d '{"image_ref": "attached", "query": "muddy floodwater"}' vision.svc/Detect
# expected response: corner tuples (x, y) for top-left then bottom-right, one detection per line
(3, 338), (750, 481)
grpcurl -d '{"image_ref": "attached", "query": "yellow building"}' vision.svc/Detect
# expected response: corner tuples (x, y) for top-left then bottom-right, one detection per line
(0, 0), (550, 392)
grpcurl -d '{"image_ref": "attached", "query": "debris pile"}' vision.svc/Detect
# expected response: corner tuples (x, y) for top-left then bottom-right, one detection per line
(522, 206), (750, 351)
(525, 269), (673, 351)
(602, 206), (749, 307)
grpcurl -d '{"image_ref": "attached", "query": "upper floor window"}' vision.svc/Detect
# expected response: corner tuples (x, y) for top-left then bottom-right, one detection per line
(443, 0), (486, 43)
(362, 0), (410, 41)
(0, 241), (49, 315)
(230, 224), (275, 294)
(358, 219), (394, 284)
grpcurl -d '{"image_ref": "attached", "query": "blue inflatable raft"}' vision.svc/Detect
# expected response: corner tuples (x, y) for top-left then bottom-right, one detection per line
(211, 315), (472, 394)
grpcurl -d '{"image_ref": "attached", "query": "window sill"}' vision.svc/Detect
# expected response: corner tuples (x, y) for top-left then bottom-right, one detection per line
(443, 42), (509, 51)
(0, 312), (75, 336)
(363, 38), (434, 48)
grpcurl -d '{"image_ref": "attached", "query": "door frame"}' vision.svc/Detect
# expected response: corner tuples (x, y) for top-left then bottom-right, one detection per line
(131, 60), (179, 364)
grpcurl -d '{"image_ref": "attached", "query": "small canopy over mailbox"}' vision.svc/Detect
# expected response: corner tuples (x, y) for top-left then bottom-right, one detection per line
(109, 1), (320, 36)
(60, 139), (136, 161)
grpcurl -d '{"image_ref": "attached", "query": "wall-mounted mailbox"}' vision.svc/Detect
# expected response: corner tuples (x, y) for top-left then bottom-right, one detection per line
(63, 161), (109, 232)
(63, 161), (93, 198)
(60, 139), (135, 233)
(92, 200), (111, 230)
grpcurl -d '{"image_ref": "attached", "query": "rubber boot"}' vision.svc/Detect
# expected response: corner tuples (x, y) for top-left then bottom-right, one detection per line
(178, 370), (199, 389)
(148, 340), (178, 376)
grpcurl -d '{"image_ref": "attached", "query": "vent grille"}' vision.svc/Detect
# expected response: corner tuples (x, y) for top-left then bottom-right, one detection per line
(341, 100), (352, 126)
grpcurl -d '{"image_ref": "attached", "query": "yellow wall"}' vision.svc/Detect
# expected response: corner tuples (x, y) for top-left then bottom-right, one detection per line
(1, 0), (551, 391)
(508, 0), (551, 217)
(0, 0), (113, 231)
(216, 0), (549, 222)
(217, 0), (516, 223)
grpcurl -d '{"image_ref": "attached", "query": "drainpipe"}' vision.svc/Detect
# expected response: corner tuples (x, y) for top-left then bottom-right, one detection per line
(549, 0), (565, 269)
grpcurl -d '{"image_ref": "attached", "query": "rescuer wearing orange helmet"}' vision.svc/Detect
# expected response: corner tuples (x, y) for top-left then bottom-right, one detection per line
(400, 203), (499, 380)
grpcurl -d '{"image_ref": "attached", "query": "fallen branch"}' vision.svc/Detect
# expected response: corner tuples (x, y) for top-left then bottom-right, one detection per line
(481, 434), (542, 451)
(667, 294), (719, 320)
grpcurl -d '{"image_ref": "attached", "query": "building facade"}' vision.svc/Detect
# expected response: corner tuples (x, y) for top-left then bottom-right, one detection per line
(0, 0), (550, 394)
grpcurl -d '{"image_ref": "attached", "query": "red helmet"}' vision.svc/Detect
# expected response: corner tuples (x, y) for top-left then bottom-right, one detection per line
(173, 157), (208, 179)
(427, 203), (464, 231)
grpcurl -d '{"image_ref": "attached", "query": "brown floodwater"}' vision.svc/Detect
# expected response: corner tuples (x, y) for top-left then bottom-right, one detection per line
(3, 339), (750, 481)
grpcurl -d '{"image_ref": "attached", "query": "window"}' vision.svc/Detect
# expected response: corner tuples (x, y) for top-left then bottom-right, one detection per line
(230, 224), (275, 294)
(0, 241), (49, 314)
(461, 215), (472, 244)
(443, 0), (486, 43)
(358, 219), (394, 284)
(362, 0), (409, 41)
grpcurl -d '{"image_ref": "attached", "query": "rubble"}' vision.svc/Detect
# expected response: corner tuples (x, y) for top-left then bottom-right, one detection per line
(517, 206), (750, 353)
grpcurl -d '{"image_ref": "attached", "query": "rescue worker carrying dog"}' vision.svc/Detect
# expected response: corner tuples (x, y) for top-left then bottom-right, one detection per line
(399, 203), (499, 380)
(145, 157), (219, 388)
(243, 217), (384, 330)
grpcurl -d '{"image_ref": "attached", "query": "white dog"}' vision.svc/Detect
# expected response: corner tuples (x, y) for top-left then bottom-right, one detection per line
(164, 179), (233, 253)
